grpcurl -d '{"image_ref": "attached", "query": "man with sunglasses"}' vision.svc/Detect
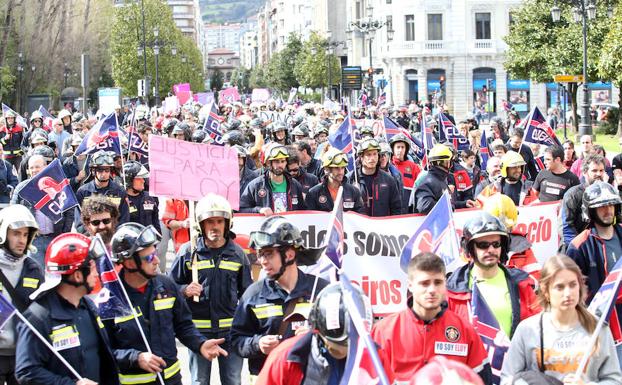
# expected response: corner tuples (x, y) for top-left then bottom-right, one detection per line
(240, 143), (305, 215)
(169, 194), (252, 385)
(305, 148), (364, 213)
(75, 150), (130, 233)
(446, 213), (539, 363)
(230, 216), (327, 378)
(285, 151), (318, 198)
(15, 233), (120, 385)
(105, 223), (228, 385)
(80, 195), (119, 246)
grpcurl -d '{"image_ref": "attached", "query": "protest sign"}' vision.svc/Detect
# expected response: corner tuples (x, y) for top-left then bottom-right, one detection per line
(148, 136), (240, 209)
(232, 201), (560, 314)
(251, 88), (271, 103)
(164, 96), (179, 115)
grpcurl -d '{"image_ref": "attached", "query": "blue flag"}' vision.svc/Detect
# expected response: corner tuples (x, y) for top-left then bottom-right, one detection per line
(339, 273), (390, 385)
(399, 191), (460, 272)
(18, 159), (78, 224)
(534, 155), (546, 174)
(471, 282), (510, 383)
(92, 236), (133, 320)
(420, 112), (434, 150)
(522, 106), (561, 147)
(38, 105), (55, 131)
(329, 113), (356, 171)
(588, 257), (622, 343)
(383, 117), (413, 142)
(480, 129), (490, 171)
(75, 113), (120, 155)
(128, 131), (149, 157)
(439, 113), (469, 151)
(325, 188), (344, 270)
(2, 103), (28, 128)
(203, 102), (225, 145)
(0, 292), (17, 332)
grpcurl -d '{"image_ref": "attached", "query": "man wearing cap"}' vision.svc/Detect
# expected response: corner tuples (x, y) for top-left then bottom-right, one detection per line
(305, 148), (364, 213)
(230, 216), (328, 377)
(347, 138), (402, 216)
(240, 143), (305, 215)
(0, 205), (43, 385)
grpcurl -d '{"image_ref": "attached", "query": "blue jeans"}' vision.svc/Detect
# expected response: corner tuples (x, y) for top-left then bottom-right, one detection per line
(188, 335), (242, 385)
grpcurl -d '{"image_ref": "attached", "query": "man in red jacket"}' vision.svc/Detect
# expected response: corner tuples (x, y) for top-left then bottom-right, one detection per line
(371, 252), (492, 384)
(389, 133), (421, 205)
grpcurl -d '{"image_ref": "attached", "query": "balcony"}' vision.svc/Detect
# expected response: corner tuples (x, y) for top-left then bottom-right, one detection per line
(388, 40), (456, 57)
(473, 39), (493, 49)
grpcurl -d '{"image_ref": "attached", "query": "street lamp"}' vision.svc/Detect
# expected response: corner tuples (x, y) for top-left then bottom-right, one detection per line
(551, 0), (601, 136)
(349, 5), (390, 98)
(324, 30), (345, 101)
(17, 52), (23, 113)
(153, 27), (160, 107)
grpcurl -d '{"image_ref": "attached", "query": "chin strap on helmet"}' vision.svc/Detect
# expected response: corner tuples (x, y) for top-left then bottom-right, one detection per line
(129, 253), (157, 280)
(269, 247), (296, 282)
(61, 264), (94, 293)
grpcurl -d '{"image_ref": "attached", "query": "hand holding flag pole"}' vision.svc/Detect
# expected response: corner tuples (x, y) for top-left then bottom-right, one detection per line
(0, 292), (83, 381)
(91, 235), (166, 385)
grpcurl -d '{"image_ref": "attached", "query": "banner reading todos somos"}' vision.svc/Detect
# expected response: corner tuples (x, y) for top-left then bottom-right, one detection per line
(232, 201), (560, 315)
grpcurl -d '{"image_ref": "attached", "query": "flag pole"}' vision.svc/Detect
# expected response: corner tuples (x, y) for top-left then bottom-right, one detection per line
(95, 235), (166, 385)
(188, 201), (200, 303)
(347, 112), (359, 185)
(12, 308), (83, 380)
(575, 269), (622, 378)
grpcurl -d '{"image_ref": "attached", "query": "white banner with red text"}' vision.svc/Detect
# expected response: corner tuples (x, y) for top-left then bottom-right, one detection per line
(232, 201), (560, 315)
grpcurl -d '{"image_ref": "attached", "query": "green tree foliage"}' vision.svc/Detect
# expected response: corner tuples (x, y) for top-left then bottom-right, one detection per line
(111, 0), (204, 98)
(0, 66), (15, 102)
(249, 64), (267, 89)
(598, 4), (622, 136)
(231, 67), (251, 93)
(504, 0), (612, 131)
(210, 70), (224, 91)
(293, 31), (341, 90)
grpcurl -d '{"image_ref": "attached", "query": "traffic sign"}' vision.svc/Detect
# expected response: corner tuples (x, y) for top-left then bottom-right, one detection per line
(554, 75), (584, 83)
(342, 66), (363, 90)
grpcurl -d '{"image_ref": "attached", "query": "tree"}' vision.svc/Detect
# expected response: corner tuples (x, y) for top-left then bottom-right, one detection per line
(210, 70), (224, 91)
(110, 0), (204, 99)
(231, 67), (251, 93)
(504, 0), (612, 132)
(249, 64), (267, 89)
(598, 4), (622, 136)
(294, 31), (341, 91)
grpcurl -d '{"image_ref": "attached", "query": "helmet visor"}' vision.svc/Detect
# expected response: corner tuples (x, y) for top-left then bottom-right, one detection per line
(467, 216), (507, 240)
(267, 146), (289, 161)
(249, 231), (279, 250)
(128, 225), (162, 257)
(92, 153), (115, 166)
(326, 153), (348, 168)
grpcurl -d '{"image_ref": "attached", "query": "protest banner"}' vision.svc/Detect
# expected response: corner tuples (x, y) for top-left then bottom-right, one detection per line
(176, 91), (193, 105)
(173, 83), (191, 94)
(148, 136), (240, 209)
(164, 96), (180, 115)
(251, 88), (271, 103)
(232, 201), (560, 314)
(259, 111), (291, 126)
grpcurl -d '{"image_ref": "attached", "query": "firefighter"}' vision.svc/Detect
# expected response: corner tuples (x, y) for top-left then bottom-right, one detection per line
(169, 193), (252, 385)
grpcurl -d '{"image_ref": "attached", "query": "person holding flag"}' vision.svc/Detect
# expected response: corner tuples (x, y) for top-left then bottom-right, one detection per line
(501, 255), (622, 384)
(106, 222), (228, 385)
(256, 282), (392, 384)
(371, 252), (492, 384)
(305, 148), (364, 213)
(169, 193), (252, 385)
(567, 181), (622, 364)
(346, 138), (402, 216)
(230, 216), (327, 377)
(0, 205), (42, 385)
(75, 150), (130, 232)
(446, 212), (540, 380)
(14, 233), (120, 385)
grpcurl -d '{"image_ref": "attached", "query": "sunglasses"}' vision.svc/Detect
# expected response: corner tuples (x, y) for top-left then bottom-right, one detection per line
(94, 167), (112, 173)
(141, 251), (157, 263)
(89, 218), (112, 226)
(474, 241), (502, 250)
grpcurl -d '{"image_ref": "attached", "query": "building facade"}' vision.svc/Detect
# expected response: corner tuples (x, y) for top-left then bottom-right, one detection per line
(205, 23), (246, 54)
(206, 48), (241, 83)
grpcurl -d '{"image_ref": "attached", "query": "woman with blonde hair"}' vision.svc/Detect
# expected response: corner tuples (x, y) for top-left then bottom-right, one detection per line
(501, 254), (621, 385)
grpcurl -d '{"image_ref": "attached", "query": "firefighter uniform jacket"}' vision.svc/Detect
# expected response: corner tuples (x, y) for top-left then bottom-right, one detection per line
(371, 305), (492, 384)
(103, 273), (208, 385)
(304, 180), (365, 213)
(169, 237), (252, 336)
(239, 172), (306, 213)
(15, 291), (120, 385)
(230, 269), (328, 375)
(74, 180), (130, 231)
(127, 192), (161, 233)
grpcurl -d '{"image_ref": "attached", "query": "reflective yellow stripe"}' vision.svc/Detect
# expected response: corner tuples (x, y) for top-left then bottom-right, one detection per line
(114, 308), (143, 324)
(154, 297), (175, 311)
(118, 360), (180, 385)
(50, 326), (78, 343)
(186, 260), (215, 270)
(251, 305), (283, 319)
(193, 319), (212, 329)
(96, 316), (105, 329)
(219, 318), (233, 328)
(219, 261), (242, 272)
(293, 302), (312, 317)
(163, 360), (180, 379)
(192, 317), (233, 329)
(22, 277), (39, 289)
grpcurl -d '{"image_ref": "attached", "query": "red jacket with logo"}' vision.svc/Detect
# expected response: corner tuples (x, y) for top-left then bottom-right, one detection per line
(371, 306), (491, 383)
(391, 157), (421, 189)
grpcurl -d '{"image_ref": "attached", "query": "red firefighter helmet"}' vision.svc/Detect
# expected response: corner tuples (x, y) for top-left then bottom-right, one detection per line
(410, 356), (484, 385)
(45, 233), (91, 275)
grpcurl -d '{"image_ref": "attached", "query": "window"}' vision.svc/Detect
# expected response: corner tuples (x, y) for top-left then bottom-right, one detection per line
(405, 14), (415, 41)
(427, 14), (442, 40)
(356, 1), (361, 19)
(386, 15), (393, 33)
(475, 12), (491, 39)
(386, 0), (392, 3)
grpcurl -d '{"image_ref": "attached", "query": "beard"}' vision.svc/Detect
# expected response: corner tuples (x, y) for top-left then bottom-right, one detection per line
(98, 228), (115, 245)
